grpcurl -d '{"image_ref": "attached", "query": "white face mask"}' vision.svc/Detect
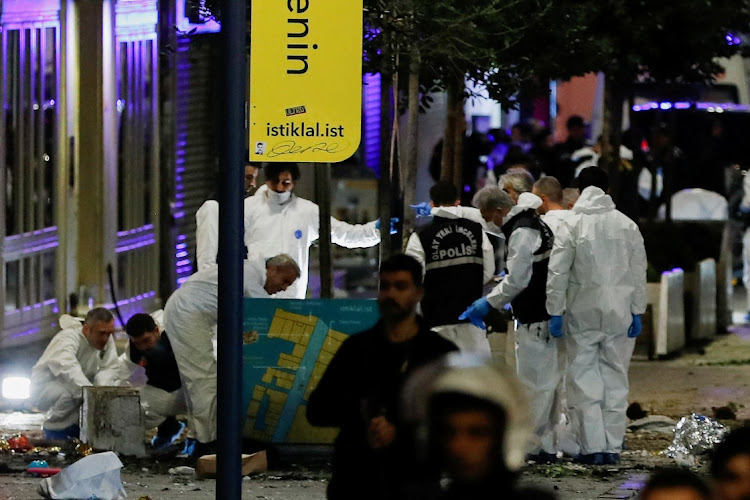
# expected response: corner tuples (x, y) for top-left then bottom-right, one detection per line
(268, 190), (292, 205)
(485, 221), (503, 236)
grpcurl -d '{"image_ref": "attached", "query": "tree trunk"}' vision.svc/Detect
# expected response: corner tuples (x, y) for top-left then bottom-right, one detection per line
(602, 77), (624, 206)
(378, 36), (394, 261)
(441, 80), (458, 184)
(403, 46), (420, 248)
(452, 83), (466, 192)
(441, 76), (465, 193)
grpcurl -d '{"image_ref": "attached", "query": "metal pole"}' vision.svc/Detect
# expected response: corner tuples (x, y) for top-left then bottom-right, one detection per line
(217, 0), (246, 497)
(316, 163), (333, 298)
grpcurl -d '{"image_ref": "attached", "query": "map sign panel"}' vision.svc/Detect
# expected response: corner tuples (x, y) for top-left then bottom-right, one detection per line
(242, 298), (380, 443)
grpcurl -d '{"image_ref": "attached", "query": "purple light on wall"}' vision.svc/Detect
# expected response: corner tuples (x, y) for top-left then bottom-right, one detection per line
(116, 224), (155, 238)
(674, 102), (691, 109)
(726, 33), (741, 46)
(9, 328), (40, 339)
(363, 73), (382, 176)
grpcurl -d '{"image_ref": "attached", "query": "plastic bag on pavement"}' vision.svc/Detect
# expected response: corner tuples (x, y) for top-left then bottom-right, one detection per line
(37, 451), (126, 499)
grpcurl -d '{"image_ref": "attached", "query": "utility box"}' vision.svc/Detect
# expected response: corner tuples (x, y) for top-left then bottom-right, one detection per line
(81, 387), (145, 457)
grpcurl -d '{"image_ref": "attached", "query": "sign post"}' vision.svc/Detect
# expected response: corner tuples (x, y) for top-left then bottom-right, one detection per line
(249, 0), (364, 299)
(249, 0), (363, 163)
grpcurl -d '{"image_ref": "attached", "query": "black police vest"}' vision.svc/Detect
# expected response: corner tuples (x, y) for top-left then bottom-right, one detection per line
(129, 331), (182, 393)
(417, 216), (485, 327)
(501, 209), (553, 325)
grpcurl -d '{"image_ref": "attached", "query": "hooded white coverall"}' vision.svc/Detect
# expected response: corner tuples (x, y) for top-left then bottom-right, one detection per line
(31, 315), (120, 431)
(546, 186), (647, 455)
(540, 208), (577, 455)
(195, 186), (267, 271)
(243, 188), (380, 299)
(164, 259), (270, 443)
(118, 310), (187, 429)
(485, 193), (563, 456)
(195, 199), (220, 271)
(405, 207), (496, 355)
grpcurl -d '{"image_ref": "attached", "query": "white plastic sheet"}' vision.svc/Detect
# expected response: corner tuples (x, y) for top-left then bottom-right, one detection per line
(37, 451), (126, 499)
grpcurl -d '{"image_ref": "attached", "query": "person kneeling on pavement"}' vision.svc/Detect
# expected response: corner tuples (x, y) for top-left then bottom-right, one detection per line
(31, 308), (120, 439)
(120, 312), (187, 449)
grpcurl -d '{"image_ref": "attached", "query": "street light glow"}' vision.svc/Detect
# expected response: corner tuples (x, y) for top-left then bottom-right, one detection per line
(2, 377), (31, 400)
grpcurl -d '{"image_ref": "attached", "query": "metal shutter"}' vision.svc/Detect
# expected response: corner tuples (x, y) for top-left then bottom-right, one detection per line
(170, 34), (219, 288)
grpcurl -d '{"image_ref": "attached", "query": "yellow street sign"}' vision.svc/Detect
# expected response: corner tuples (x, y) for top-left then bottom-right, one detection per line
(249, 0), (363, 163)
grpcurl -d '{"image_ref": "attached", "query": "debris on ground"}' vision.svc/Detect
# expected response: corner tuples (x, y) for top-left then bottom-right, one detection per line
(196, 450), (268, 479)
(628, 415), (677, 434)
(6, 434), (33, 452)
(664, 414), (727, 466)
(37, 451), (126, 499)
(627, 402), (648, 420)
(712, 404), (737, 420)
(168, 466), (195, 476)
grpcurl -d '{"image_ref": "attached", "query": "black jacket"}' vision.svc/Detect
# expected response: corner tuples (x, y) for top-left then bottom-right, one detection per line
(307, 317), (457, 500)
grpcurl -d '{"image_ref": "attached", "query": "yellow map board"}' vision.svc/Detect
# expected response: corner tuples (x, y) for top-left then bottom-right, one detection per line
(249, 0), (363, 163)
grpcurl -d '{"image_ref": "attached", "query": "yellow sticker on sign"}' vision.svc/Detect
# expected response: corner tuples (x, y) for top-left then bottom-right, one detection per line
(249, 0), (363, 163)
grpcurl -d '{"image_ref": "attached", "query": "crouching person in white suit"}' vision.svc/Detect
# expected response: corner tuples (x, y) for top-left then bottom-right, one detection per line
(119, 311), (188, 449)
(31, 308), (120, 439)
(164, 255), (300, 458)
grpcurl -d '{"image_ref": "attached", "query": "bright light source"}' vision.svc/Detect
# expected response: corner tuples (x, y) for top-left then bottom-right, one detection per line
(2, 377), (31, 400)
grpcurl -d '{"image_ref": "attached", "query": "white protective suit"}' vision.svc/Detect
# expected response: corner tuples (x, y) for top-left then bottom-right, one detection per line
(541, 208), (576, 456)
(405, 208), (495, 356)
(485, 192), (562, 456)
(118, 310), (187, 429)
(244, 188), (380, 299)
(195, 199), (219, 271)
(31, 315), (120, 431)
(546, 186), (647, 455)
(741, 174), (750, 313)
(195, 186), (267, 272)
(164, 259), (270, 443)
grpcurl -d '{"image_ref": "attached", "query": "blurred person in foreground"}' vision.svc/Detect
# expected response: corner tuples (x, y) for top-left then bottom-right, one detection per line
(402, 353), (556, 499)
(711, 425), (750, 500)
(307, 254), (457, 500)
(639, 469), (711, 500)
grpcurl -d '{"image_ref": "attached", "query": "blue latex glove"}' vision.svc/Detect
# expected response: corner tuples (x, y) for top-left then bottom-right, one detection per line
(375, 217), (399, 235)
(458, 297), (492, 329)
(628, 314), (642, 338)
(409, 202), (432, 217)
(549, 315), (564, 338)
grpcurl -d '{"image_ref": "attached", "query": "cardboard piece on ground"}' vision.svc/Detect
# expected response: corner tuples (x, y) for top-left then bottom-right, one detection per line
(196, 450), (267, 478)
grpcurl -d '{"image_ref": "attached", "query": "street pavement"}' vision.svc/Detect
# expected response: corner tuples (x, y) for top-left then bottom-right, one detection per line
(1, 323), (749, 498)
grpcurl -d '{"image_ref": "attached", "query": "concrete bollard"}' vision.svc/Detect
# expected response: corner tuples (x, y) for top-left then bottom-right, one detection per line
(80, 387), (146, 457)
(684, 258), (717, 343)
(648, 268), (686, 357)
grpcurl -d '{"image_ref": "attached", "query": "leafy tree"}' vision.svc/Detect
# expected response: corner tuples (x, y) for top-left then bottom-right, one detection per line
(578, 0), (750, 215)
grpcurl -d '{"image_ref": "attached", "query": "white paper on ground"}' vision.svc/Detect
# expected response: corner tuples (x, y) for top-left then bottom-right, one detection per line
(37, 451), (126, 499)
